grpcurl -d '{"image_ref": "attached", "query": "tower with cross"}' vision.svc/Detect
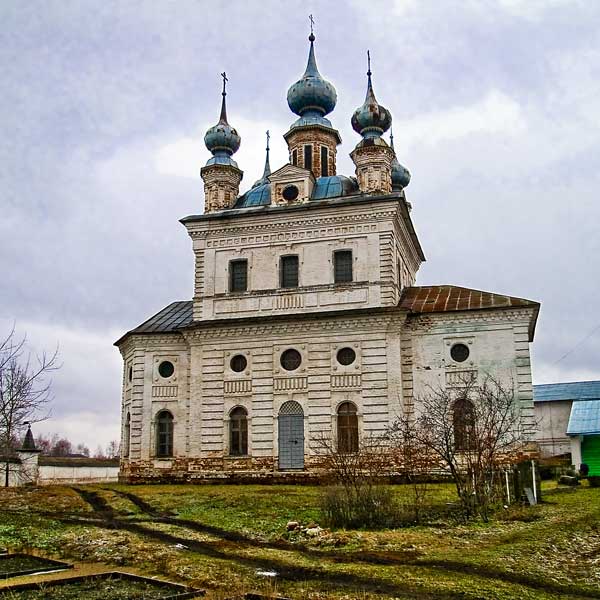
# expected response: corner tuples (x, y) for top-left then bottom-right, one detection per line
(200, 71), (244, 212)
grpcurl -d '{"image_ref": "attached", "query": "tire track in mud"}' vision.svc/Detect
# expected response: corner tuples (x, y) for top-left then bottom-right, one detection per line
(65, 489), (600, 599)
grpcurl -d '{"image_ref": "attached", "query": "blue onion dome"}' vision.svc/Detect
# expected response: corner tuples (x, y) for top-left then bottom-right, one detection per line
(287, 33), (337, 122)
(390, 129), (411, 190)
(351, 52), (392, 139)
(204, 73), (241, 166)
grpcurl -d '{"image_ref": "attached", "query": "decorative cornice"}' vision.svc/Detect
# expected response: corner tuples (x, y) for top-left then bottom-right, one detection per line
(187, 207), (401, 240)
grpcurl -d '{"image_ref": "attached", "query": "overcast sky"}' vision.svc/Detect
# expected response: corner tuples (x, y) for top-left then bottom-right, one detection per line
(1, 0), (599, 450)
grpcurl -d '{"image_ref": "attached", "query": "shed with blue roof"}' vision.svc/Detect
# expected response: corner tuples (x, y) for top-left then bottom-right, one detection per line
(533, 381), (600, 474)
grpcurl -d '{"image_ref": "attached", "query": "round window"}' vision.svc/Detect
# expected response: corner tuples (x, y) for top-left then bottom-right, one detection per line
(282, 185), (299, 201)
(280, 349), (302, 371)
(450, 343), (470, 363)
(230, 354), (248, 373)
(337, 347), (356, 366)
(158, 360), (175, 378)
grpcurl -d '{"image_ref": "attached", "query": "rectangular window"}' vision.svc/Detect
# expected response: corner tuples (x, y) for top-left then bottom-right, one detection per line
(280, 255), (299, 288)
(304, 144), (312, 171)
(292, 149), (297, 166)
(229, 259), (248, 293)
(321, 146), (328, 177)
(334, 250), (353, 284)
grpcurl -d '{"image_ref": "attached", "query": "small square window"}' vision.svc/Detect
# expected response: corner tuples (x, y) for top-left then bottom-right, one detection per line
(280, 255), (299, 288)
(229, 260), (248, 293)
(334, 250), (353, 284)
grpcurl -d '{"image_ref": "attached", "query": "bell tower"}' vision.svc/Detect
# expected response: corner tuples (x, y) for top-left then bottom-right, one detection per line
(201, 73), (243, 213)
(350, 52), (394, 195)
(283, 19), (341, 180)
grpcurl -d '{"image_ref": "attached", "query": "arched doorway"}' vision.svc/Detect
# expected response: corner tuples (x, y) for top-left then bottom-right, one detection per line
(278, 401), (304, 470)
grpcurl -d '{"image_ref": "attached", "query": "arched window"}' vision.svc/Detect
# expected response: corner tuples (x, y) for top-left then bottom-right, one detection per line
(124, 413), (131, 458)
(156, 411), (174, 457)
(453, 398), (475, 451)
(337, 402), (358, 453)
(230, 407), (248, 456)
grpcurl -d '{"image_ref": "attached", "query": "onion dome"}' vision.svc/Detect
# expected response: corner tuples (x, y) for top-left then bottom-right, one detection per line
(390, 129), (411, 189)
(287, 32), (337, 123)
(204, 72), (241, 167)
(351, 51), (392, 139)
(252, 131), (272, 188)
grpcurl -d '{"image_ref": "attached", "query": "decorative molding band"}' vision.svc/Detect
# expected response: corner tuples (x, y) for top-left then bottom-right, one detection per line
(188, 208), (400, 240)
(224, 379), (252, 394)
(445, 370), (477, 387)
(331, 374), (362, 389)
(152, 385), (178, 398)
(274, 294), (304, 310)
(274, 376), (308, 391)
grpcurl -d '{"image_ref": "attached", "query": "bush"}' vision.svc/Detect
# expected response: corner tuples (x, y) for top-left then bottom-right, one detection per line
(588, 476), (600, 488)
(320, 484), (397, 529)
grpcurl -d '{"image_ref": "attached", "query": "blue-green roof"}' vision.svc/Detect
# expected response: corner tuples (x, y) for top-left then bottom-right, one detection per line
(533, 381), (600, 403)
(234, 176), (358, 209)
(567, 400), (600, 435)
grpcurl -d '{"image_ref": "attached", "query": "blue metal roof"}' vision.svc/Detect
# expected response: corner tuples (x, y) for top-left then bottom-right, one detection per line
(567, 400), (600, 435)
(311, 175), (358, 200)
(235, 183), (271, 208)
(533, 381), (600, 402)
(234, 176), (358, 209)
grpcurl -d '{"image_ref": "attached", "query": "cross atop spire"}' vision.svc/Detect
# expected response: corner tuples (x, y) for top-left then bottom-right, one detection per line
(219, 72), (229, 123)
(367, 50), (372, 77)
(309, 14), (315, 41)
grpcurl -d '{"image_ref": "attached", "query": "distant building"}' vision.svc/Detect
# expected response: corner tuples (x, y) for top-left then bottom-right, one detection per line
(115, 30), (540, 482)
(534, 380), (600, 474)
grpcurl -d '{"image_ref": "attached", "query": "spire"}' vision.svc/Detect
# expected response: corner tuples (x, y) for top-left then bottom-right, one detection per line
(219, 71), (228, 123)
(262, 130), (271, 179)
(21, 423), (37, 451)
(252, 130), (272, 188)
(287, 17), (337, 119)
(351, 50), (392, 139)
(204, 72), (241, 164)
(390, 127), (395, 150)
(304, 15), (319, 77)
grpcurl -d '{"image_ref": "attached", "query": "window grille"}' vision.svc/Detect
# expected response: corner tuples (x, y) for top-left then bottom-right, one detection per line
(337, 402), (358, 453)
(334, 250), (353, 283)
(280, 255), (299, 288)
(156, 411), (173, 457)
(229, 259), (248, 293)
(230, 407), (248, 455)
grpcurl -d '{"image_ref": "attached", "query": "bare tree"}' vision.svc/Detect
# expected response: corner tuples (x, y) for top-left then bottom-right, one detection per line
(105, 440), (120, 459)
(0, 327), (59, 486)
(396, 374), (527, 521)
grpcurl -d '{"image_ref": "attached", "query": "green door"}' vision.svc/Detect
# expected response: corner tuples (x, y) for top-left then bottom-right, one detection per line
(581, 436), (600, 476)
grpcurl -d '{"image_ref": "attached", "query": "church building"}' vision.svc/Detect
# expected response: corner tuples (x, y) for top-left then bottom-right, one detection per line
(115, 31), (540, 482)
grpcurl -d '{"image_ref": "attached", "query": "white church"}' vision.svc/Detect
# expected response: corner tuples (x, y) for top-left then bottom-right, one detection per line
(115, 31), (540, 482)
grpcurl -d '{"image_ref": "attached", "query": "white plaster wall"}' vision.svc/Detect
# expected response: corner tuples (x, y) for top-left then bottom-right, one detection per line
(407, 309), (537, 437)
(38, 465), (119, 484)
(185, 199), (422, 321)
(534, 400), (572, 457)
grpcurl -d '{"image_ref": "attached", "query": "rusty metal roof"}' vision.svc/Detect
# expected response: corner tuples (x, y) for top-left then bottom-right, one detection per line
(400, 285), (538, 313)
(400, 285), (540, 340)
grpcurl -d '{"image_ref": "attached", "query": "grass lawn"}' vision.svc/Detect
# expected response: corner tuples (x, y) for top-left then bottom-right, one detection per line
(0, 481), (598, 599)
